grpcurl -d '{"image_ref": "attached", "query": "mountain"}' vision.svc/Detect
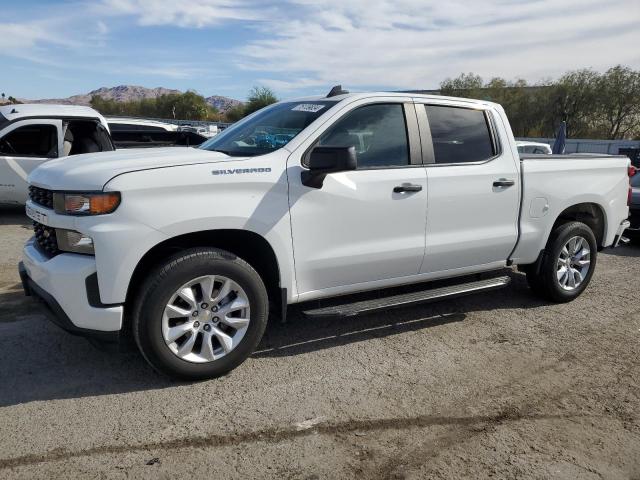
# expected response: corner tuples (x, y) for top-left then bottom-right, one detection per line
(205, 95), (243, 112)
(25, 85), (243, 112)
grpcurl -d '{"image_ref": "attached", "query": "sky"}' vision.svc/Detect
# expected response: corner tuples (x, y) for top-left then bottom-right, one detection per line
(1, 0), (639, 101)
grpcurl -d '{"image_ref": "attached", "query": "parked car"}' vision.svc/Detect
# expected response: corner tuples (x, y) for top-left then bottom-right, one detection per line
(626, 172), (640, 240)
(0, 104), (114, 205)
(107, 117), (208, 148)
(19, 89), (632, 380)
(178, 124), (218, 138)
(0, 108), (212, 206)
(516, 141), (552, 154)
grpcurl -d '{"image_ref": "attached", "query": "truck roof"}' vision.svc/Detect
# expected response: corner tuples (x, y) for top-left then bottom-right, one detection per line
(286, 91), (500, 108)
(0, 103), (109, 132)
(0, 103), (105, 123)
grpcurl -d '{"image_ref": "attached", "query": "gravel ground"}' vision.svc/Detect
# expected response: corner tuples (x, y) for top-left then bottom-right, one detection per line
(0, 205), (638, 479)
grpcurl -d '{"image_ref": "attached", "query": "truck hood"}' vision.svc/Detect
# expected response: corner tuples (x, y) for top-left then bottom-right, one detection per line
(28, 147), (233, 191)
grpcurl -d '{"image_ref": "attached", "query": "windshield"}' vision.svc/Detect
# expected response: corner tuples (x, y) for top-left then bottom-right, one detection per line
(632, 171), (640, 187)
(200, 101), (338, 157)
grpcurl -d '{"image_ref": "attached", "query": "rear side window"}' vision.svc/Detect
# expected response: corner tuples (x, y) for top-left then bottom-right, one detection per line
(424, 105), (495, 164)
(317, 103), (409, 168)
(108, 124), (167, 132)
(0, 124), (58, 157)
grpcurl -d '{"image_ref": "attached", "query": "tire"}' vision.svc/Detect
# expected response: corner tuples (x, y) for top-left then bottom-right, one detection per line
(132, 248), (268, 380)
(525, 221), (597, 303)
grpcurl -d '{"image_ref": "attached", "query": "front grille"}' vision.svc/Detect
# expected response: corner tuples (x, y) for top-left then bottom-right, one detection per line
(29, 186), (54, 209)
(33, 221), (60, 257)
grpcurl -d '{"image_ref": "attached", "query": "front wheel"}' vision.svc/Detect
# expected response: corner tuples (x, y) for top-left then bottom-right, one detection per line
(526, 221), (597, 303)
(132, 248), (268, 380)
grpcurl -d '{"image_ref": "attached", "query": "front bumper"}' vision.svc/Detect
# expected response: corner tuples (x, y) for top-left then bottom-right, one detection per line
(20, 238), (123, 340)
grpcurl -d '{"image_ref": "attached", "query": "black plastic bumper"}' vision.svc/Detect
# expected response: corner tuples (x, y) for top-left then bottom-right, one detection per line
(18, 262), (119, 343)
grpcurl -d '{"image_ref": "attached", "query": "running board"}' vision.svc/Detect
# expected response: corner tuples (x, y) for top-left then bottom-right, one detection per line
(302, 276), (511, 319)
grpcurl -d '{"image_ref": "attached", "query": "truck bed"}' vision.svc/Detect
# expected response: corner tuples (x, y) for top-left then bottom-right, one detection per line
(510, 153), (630, 264)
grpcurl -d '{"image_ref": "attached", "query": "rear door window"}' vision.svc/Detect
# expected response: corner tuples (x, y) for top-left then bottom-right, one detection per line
(0, 124), (58, 157)
(424, 105), (495, 164)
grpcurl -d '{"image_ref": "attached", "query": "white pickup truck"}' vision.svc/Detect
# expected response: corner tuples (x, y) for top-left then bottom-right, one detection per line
(19, 88), (633, 380)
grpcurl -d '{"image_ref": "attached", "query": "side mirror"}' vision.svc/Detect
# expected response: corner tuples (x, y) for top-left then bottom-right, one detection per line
(301, 145), (357, 188)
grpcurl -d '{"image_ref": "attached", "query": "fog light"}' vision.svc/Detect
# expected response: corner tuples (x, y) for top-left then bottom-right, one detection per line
(55, 229), (94, 255)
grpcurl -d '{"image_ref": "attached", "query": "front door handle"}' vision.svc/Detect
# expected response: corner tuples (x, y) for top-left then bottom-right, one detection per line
(493, 178), (515, 188)
(393, 183), (423, 193)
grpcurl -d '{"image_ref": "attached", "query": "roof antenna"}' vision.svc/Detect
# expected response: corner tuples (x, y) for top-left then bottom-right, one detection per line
(327, 85), (348, 98)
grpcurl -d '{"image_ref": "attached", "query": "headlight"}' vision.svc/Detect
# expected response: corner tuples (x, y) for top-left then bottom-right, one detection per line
(53, 192), (120, 215)
(56, 229), (94, 255)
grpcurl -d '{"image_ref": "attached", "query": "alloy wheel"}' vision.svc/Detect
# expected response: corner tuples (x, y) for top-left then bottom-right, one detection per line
(556, 236), (591, 291)
(161, 275), (251, 363)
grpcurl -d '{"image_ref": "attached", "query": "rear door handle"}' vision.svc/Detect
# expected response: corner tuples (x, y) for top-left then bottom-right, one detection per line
(393, 183), (423, 193)
(493, 178), (515, 188)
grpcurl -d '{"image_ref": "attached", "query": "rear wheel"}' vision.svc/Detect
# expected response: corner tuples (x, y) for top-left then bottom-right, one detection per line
(526, 221), (597, 303)
(132, 248), (268, 380)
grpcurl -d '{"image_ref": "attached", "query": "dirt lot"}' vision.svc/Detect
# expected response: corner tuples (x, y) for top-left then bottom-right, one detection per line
(0, 205), (638, 479)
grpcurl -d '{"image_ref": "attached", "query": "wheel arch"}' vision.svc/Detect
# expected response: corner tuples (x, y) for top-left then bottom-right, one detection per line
(124, 229), (284, 330)
(550, 202), (607, 249)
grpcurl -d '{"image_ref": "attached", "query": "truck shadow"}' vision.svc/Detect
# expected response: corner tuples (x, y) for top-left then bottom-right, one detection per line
(254, 270), (543, 359)
(254, 311), (466, 358)
(0, 270), (546, 408)
(0, 309), (173, 408)
(0, 205), (31, 227)
(602, 243), (640, 257)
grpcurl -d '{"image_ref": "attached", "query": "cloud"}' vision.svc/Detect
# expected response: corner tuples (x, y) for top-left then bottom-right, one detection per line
(0, 21), (75, 54)
(99, 0), (264, 28)
(97, 21), (109, 35)
(236, 0), (640, 90)
(1, 0), (638, 98)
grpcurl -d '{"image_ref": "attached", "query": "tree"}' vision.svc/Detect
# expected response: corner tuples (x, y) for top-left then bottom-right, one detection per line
(90, 91), (218, 121)
(545, 69), (599, 138)
(244, 86), (278, 116)
(482, 77), (546, 137)
(594, 65), (640, 139)
(224, 104), (246, 122)
(440, 73), (483, 98)
(439, 66), (640, 139)
(439, 74), (547, 137)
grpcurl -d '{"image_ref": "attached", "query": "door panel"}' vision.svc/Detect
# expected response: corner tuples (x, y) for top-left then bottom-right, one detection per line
(288, 100), (427, 296)
(290, 168), (427, 293)
(417, 104), (519, 273)
(0, 119), (62, 204)
(423, 159), (519, 272)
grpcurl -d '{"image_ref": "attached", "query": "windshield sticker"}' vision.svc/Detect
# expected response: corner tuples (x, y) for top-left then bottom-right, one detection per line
(292, 104), (326, 113)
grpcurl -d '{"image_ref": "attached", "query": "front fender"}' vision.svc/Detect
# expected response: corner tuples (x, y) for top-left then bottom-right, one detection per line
(91, 152), (296, 304)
